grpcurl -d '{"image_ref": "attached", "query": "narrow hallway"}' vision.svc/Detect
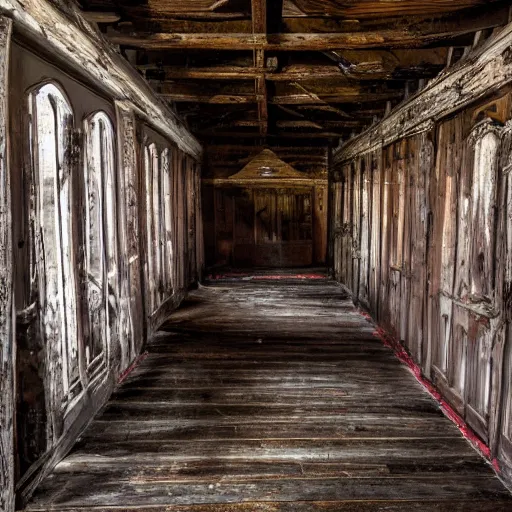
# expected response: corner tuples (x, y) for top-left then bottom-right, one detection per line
(25, 275), (511, 511)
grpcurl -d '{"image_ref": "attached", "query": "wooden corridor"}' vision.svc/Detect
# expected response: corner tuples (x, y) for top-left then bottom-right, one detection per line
(25, 276), (512, 511)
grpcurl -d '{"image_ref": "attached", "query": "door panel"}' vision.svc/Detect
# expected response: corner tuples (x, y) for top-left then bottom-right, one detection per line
(233, 190), (255, 266)
(243, 188), (313, 268)
(214, 187), (315, 268)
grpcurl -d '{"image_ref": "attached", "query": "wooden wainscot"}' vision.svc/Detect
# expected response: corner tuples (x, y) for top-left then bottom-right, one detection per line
(330, 34), (512, 488)
(0, 14), (14, 512)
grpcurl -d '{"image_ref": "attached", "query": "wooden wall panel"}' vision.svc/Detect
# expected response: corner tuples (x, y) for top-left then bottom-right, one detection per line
(330, 90), (512, 488)
(331, 181), (343, 280)
(496, 123), (512, 480)
(187, 156), (197, 285)
(116, 102), (144, 368)
(313, 184), (328, 265)
(368, 150), (382, 315)
(351, 161), (361, 298)
(378, 148), (392, 325)
(341, 164), (352, 286)
(406, 133), (432, 365)
(0, 15), (13, 512)
(6, 51), (202, 512)
(359, 155), (371, 309)
(195, 161), (205, 281)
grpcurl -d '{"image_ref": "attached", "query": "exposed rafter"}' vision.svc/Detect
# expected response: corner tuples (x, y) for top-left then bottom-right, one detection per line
(94, 0), (510, 149)
(138, 56), (447, 82)
(251, 0), (268, 136)
(109, 30), (478, 51)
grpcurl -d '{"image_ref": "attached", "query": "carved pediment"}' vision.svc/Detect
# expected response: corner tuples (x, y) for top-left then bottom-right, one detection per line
(228, 149), (305, 181)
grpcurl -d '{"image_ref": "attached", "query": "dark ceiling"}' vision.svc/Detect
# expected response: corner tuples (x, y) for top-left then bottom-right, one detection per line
(80, 0), (511, 148)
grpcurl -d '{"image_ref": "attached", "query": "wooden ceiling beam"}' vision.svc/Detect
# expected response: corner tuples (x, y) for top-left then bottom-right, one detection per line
(291, 0), (502, 18)
(81, 11), (121, 24)
(109, 30), (476, 51)
(160, 92), (400, 104)
(202, 138), (333, 146)
(161, 94), (257, 103)
(118, 1), (504, 22)
(198, 130), (347, 139)
(157, 80), (400, 96)
(272, 92), (402, 104)
(251, 0), (266, 34)
(117, 5), (249, 21)
(142, 66), (261, 80)
(251, 0), (267, 136)
(141, 64), (351, 80)
(195, 119), (365, 129)
(138, 54), (447, 81)
(110, 4), (508, 35)
(204, 144), (328, 152)
(276, 120), (365, 129)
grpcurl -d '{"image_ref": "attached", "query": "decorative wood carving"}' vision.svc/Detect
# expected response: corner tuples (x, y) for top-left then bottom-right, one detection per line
(115, 101), (143, 369)
(227, 149), (309, 182)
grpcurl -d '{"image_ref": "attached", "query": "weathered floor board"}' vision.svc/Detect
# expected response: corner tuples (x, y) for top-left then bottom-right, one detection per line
(24, 276), (512, 511)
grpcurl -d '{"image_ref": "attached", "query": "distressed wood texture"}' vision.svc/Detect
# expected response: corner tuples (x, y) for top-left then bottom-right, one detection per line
(92, 0), (509, 146)
(6, 40), (203, 511)
(331, 84), (512, 486)
(334, 21), (512, 163)
(0, 14), (13, 512)
(109, 31), (487, 51)
(23, 277), (512, 510)
(0, 0), (201, 159)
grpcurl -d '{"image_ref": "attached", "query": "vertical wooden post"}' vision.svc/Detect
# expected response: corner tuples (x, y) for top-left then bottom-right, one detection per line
(115, 101), (143, 368)
(0, 14), (14, 512)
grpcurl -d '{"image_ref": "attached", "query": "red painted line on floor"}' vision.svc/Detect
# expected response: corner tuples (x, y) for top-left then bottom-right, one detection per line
(364, 311), (499, 471)
(118, 351), (149, 384)
(207, 273), (326, 281)
(252, 274), (326, 280)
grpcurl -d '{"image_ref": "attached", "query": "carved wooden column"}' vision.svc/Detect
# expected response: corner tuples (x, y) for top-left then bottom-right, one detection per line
(115, 101), (144, 368)
(0, 14), (14, 512)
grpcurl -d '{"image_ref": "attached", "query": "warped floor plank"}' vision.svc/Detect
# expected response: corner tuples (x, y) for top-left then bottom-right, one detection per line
(25, 276), (512, 511)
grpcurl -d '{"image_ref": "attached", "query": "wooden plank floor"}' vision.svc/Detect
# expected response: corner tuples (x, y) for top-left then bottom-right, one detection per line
(25, 276), (512, 511)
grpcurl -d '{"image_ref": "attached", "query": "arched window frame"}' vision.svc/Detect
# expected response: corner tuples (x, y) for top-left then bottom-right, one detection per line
(467, 118), (501, 301)
(144, 141), (160, 311)
(151, 143), (162, 303)
(161, 147), (174, 293)
(84, 111), (117, 279)
(28, 80), (80, 405)
(83, 110), (117, 379)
